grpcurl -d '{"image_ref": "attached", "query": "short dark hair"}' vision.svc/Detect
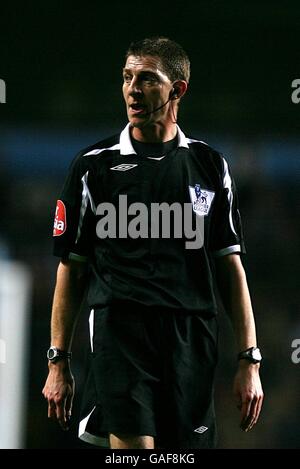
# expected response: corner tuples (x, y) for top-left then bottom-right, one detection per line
(125, 37), (190, 83)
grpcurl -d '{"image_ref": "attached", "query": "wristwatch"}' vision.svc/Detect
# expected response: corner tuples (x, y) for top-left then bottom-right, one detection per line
(238, 346), (262, 364)
(47, 346), (72, 363)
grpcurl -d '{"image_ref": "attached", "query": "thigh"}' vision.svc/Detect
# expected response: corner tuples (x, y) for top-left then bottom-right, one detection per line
(109, 434), (154, 449)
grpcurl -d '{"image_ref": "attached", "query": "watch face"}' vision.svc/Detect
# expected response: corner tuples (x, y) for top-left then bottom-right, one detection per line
(252, 348), (262, 361)
(238, 347), (262, 363)
(47, 347), (71, 362)
(47, 347), (58, 361)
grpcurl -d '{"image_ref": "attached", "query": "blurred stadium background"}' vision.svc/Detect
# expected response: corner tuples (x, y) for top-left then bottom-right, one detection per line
(0, 1), (299, 448)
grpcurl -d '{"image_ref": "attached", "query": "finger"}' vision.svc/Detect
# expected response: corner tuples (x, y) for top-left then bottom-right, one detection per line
(256, 393), (264, 422)
(251, 394), (263, 428)
(65, 392), (73, 420)
(64, 397), (72, 429)
(240, 412), (252, 431)
(248, 396), (260, 431)
(48, 400), (57, 420)
(244, 397), (257, 431)
(240, 399), (251, 429)
(55, 397), (69, 430)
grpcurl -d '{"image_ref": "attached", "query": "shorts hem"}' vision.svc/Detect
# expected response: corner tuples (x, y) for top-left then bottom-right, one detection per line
(79, 430), (109, 447)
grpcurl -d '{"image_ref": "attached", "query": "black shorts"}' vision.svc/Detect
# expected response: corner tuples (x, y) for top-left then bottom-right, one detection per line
(79, 301), (218, 449)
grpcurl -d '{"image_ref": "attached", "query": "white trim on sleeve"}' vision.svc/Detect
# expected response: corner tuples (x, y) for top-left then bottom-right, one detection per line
(75, 170), (96, 245)
(213, 244), (241, 258)
(68, 252), (88, 262)
(222, 158), (238, 236)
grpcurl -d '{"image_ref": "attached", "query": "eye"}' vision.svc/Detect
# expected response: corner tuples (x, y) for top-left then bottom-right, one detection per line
(123, 74), (132, 83)
(142, 74), (157, 84)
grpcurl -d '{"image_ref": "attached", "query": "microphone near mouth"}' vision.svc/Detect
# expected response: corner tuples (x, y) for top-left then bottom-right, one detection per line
(141, 88), (179, 116)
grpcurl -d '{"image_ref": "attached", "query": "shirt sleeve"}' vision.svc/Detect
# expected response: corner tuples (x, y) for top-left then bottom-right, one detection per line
(210, 156), (246, 257)
(52, 153), (96, 261)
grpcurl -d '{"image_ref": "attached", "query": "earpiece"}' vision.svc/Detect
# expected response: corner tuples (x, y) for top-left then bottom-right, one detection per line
(170, 88), (179, 100)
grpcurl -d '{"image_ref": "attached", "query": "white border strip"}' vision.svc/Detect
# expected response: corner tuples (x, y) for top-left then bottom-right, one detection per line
(83, 143), (120, 156)
(79, 430), (109, 447)
(78, 407), (109, 447)
(222, 158), (237, 236)
(89, 309), (94, 352)
(213, 244), (241, 258)
(68, 252), (88, 263)
(75, 171), (96, 244)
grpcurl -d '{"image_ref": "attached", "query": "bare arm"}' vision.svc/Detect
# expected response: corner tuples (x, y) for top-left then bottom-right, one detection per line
(51, 258), (88, 350)
(215, 253), (264, 432)
(42, 258), (88, 430)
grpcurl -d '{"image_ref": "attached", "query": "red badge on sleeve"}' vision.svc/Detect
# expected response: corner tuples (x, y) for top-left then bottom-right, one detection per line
(53, 200), (67, 236)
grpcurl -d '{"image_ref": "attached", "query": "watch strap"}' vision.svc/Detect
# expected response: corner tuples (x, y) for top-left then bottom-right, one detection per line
(238, 346), (262, 363)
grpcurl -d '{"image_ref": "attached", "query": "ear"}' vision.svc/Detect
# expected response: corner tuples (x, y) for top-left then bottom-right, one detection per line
(171, 80), (188, 100)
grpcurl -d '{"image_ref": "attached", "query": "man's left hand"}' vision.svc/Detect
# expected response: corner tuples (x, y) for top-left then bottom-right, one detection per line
(233, 361), (264, 432)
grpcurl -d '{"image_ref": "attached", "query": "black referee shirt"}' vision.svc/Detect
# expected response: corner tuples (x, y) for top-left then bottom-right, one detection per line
(53, 124), (245, 316)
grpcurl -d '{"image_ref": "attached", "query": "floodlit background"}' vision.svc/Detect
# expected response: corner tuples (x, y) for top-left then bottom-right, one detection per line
(0, 0), (299, 448)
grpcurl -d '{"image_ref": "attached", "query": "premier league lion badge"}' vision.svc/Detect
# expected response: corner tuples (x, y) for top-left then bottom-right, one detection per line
(189, 184), (215, 216)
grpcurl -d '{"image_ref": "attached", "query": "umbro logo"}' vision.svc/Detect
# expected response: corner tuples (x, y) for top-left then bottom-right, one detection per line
(110, 163), (138, 171)
(194, 426), (208, 434)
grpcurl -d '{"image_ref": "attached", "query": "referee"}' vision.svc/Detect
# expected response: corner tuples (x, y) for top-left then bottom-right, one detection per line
(42, 37), (264, 449)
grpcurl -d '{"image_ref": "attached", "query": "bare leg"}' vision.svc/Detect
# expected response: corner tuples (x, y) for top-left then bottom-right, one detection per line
(109, 434), (154, 449)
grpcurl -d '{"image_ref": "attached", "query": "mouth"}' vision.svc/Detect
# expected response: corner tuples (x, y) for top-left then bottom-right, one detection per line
(129, 102), (147, 115)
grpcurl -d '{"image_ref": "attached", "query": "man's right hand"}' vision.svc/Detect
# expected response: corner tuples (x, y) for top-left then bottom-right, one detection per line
(42, 361), (75, 431)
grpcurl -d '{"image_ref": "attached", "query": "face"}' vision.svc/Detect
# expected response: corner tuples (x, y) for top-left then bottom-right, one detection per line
(122, 54), (174, 129)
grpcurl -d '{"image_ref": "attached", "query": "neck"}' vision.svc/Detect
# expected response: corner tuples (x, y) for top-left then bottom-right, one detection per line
(131, 122), (177, 143)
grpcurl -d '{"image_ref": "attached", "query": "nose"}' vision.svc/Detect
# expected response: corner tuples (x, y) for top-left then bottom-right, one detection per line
(128, 77), (143, 97)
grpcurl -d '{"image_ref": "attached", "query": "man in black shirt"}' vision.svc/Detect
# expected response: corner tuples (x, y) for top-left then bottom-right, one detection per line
(43, 37), (263, 449)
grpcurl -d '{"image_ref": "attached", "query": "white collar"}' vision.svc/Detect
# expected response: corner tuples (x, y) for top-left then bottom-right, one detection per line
(119, 123), (189, 156)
